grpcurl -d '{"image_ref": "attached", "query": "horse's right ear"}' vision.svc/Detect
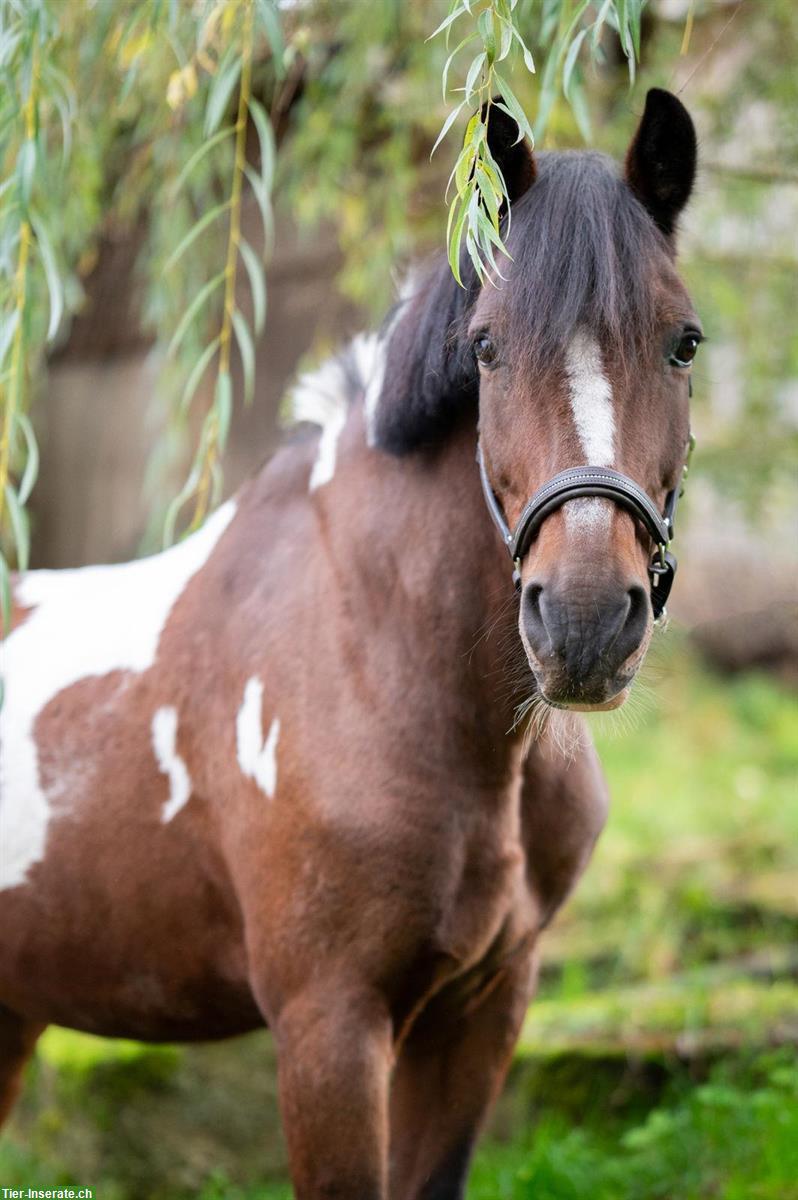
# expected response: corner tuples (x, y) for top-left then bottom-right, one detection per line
(484, 100), (536, 205)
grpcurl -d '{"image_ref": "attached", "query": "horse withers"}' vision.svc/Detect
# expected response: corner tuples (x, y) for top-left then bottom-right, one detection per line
(0, 89), (701, 1198)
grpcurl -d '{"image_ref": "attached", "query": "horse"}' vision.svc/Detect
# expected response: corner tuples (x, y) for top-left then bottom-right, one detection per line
(0, 88), (701, 1198)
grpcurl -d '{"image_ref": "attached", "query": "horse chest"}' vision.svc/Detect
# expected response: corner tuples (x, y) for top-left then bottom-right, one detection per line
(433, 794), (533, 976)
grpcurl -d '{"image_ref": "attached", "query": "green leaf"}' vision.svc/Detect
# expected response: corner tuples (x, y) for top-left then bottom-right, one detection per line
(204, 52), (241, 137)
(244, 163), (274, 253)
(167, 271), (225, 359)
(164, 200), (231, 272)
(231, 309), (256, 406)
(16, 412), (39, 506)
(492, 74), (535, 145)
(428, 4), (467, 41)
(0, 551), (11, 634)
(30, 213), (64, 342)
(477, 9), (496, 63)
(616, 0), (631, 58)
(180, 335), (220, 416)
(569, 71), (592, 141)
(465, 227), (486, 282)
(442, 32), (476, 100)
(563, 28), (588, 103)
(0, 310), (19, 370)
(213, 369), (233, 449)
(533, 43), (560, 141)
(454, 142), (475, 196)
(446, 192), (470, 286)
(464, 51), (486, 101)
(497, 14), (513, 61)
(239, 237), (267, 334)
(173, 127), (234, 196)
(430, 99), (466, 158)
(0, 28), (21, 69)
(255, 0), (285, 75)
(475, 165), (501, 230)
(4, 484), (29, 572)
(16, 139), (36, 209)
(248, 96), (275, 190)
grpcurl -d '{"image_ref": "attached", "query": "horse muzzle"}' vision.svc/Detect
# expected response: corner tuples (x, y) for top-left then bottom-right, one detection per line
(519, 576), (651, 709)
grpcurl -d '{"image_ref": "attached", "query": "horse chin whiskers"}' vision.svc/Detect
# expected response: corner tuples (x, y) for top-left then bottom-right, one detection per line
(510, 689), (589, 763)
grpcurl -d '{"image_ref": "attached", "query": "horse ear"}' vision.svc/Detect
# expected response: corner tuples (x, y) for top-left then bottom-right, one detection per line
(485, 100), (536, 204)
(371, 258), (480, 455)
(625, 88), (697, 238)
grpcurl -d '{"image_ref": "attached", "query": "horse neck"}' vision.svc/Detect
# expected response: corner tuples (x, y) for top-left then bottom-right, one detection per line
(305, 409), (528, 768)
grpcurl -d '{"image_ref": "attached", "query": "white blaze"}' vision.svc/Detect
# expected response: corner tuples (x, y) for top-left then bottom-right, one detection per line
(151, 706), (192, 823)
(236, 677), (280, 799)
(564, 331), (615, 534)
(0, 501), (236, 890)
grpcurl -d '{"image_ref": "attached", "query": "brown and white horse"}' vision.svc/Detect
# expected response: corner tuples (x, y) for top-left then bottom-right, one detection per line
(0, 90), (701, 1197)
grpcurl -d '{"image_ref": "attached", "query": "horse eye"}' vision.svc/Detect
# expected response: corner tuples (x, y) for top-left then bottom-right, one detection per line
(474, 335), (497, 366)
(670, 332), (701, 368)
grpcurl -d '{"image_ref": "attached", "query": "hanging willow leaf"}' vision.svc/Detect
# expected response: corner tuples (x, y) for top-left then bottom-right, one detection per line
(0, 552), (11, 632)
(0, 310), (19, 369)
(164, 199), (232, 272)
(430, 99), (467, 158)
(180, 334), (221, 416)
(4, 483), (29, 572)
(172, 125), (234, 196)
(244, 162), (273, 251)
(213, 369), (233, 450)
(204, 51), (242, 137)
(254, 0), (284, 71)
(248, 95), (275, 190)
(30, 212), (64, 342)
(231, 308), (255, 406)
(15, 412), (39, 506)
(239, 236), (266, 334)
(167, 270), (225, 358)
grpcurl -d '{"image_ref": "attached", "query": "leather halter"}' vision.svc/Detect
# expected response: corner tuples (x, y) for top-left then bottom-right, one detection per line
(476, 438), (694, 620)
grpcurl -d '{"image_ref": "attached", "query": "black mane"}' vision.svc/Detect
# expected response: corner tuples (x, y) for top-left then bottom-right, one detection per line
(373, 151), (668, 455)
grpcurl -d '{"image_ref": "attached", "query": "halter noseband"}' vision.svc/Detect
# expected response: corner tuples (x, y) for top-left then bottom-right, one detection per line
(476, 438), (694, 620)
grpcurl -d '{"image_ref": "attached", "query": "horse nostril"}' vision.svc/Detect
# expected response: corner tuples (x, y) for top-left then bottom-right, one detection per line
(521, 582), (551, 658)
(612, 584), (650, 665)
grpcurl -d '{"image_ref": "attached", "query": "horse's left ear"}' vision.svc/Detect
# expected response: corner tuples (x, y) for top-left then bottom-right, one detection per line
(625, 88), (697, 238)
(485, 100), (536, 205)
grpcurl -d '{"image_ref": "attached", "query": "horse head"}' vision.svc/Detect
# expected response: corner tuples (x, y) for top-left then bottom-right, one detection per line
(374, 89), (700, 713)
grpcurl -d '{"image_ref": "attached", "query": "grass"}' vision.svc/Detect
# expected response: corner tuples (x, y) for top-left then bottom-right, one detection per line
(1, 637), (796, 1197)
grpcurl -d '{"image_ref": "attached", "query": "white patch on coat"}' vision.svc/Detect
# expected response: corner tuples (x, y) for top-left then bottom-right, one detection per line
(236, 677), (280, 798)
(151, 706), (192, 823)
(291, 357), (350, 492)
(0, 501), (236, 890)
(563, 330), (615, 535)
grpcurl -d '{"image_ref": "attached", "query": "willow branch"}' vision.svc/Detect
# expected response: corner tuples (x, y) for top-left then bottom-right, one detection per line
(0, 40), (38, 536)
(190, 0), (254, 531)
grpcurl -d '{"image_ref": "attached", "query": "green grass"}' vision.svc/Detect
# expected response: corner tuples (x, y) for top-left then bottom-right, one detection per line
(1, 642), (796, 1197)
(469, 1052), (798, 1200)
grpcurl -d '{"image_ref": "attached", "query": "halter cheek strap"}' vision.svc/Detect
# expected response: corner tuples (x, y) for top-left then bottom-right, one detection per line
(476, 439), (694, 620)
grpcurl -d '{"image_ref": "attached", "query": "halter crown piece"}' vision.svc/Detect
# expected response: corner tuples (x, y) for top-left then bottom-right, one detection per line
(476, 434), (695, 621)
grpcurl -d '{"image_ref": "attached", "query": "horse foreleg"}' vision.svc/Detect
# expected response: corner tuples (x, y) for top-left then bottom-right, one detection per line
(271, 984), (394, 1199)
(388, 949), (536, 1200)
(0, 1006), (45, 1130)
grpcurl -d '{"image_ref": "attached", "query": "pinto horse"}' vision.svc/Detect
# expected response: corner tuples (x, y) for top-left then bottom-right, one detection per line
(0, 89), (701, 1197)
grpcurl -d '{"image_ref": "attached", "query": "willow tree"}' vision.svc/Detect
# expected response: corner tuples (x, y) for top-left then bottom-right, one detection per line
(2, 0), (727, 614)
